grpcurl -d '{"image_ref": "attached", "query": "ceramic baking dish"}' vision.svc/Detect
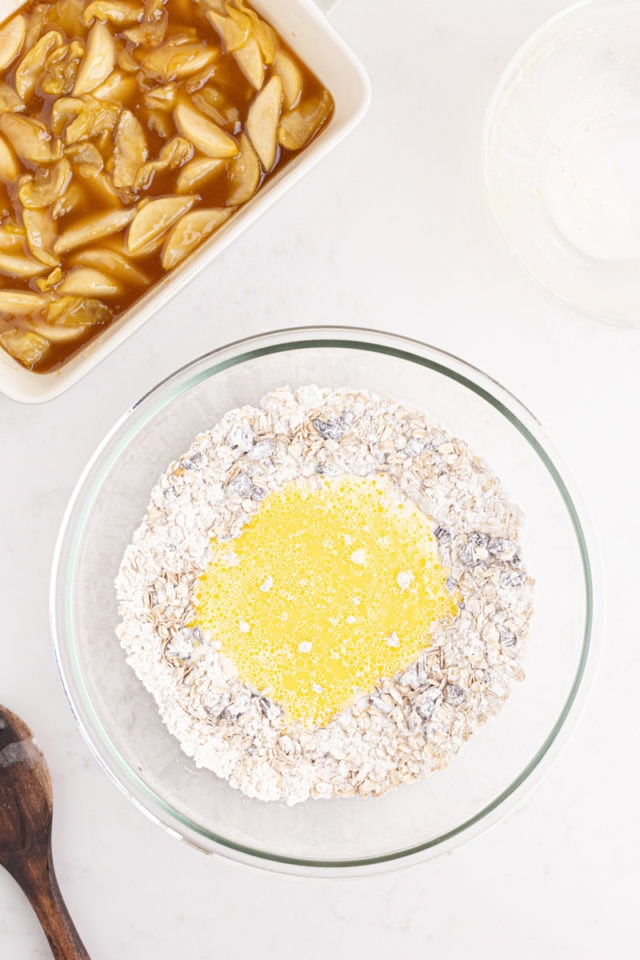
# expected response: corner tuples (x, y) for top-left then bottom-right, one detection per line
(0, 0), (370, 403)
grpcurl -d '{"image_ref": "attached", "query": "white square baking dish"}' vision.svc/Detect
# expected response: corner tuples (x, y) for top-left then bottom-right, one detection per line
(0, 0), (370, 403)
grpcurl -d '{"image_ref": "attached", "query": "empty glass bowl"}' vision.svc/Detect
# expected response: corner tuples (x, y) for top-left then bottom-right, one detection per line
(484, 0), (640, 325)
(51, 328), (599, 875)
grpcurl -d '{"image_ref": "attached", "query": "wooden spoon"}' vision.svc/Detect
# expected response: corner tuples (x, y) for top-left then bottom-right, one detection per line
(0, 705), (90, 959)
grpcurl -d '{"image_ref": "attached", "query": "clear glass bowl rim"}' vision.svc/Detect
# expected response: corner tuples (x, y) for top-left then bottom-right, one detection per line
(50, 326), (600, 875)
(481, 0), (640, 328)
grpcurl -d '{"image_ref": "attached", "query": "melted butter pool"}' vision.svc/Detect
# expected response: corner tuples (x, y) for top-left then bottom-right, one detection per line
(195, 475), (459, 728)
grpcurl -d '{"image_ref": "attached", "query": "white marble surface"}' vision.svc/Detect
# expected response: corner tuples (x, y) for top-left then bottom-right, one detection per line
(1, 0), (639, 956)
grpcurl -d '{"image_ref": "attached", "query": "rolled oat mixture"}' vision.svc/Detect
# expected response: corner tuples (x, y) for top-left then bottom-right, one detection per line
(116, 386), (533, 805)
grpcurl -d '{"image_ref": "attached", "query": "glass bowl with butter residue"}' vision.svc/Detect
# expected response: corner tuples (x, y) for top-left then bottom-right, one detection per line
(51, 327), (600, 875)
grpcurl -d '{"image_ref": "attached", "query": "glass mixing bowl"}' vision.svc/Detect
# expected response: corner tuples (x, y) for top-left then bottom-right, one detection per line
(483, 0), (640, 326)
(51, 328), (599, 875)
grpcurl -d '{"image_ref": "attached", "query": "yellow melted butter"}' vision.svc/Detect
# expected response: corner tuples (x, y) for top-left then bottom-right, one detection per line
(194, 475), (459, 728)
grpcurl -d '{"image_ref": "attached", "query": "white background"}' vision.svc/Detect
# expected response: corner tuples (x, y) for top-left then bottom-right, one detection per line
(2, 1), (639, 956)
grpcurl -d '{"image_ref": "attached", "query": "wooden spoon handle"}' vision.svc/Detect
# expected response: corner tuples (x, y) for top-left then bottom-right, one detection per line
(9, 844), (90, 960)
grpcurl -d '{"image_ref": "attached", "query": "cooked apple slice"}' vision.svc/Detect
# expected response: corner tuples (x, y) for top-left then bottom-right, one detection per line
(92, 69), (138, 102)
(206, 10), (264, 90)
(51, 97), (85, 136)
(126, 195), (195, 256)
(234, 39), (264, 91)
(122, 5), (167, 49)
(34, 266), (62, 292)
(73, 22), (116, 96)
(58, 266), (121, 298)
(25, 296), (109, 343)
(0, 291), (46, 314)
(18, 160), (72, 210)
(43, 296), (111, 338)
(134, 137), (193, 191)
(54, 208), (136, 255)
(0, 135), (21, 183)
(0, 82), (25, 114)
(226, 133), (261, 205)
(278, 90), (333, 151)
(229, 1), (277, 64)
(72, 247), (149, 286)
(112, 110), (148, 190)
(223, 9), (250, 51)
(14, 30), (64, 100)
(0, 15), (26, 72)
(0, 329), (50, 367)
(66, 98), (120, 144)
(246, 76), (283, 171)
(274, 51), (302, 110)
(205, 10), (229, 43)
(52, 181), (84, 220)
(146, 108), (172, 140)
(161, 207), (232, 270)
(28, 319), (85, 343)
(65, 142), (104, 177)
(248, 16), (277, 66)
(83, 1), (143, 26)
(38, 39), (85, 97)
(174, 101), (238, 159)
(141, 42), (218, 82)
(144, 82), (177, 112)
(22, 209), (59, 268)
(0, 249), (48, 278)
(191, 86), (240, 130)
(0, 225), (26, 254)
(0, 115), (63, 164)
(175, 156), (225, 194)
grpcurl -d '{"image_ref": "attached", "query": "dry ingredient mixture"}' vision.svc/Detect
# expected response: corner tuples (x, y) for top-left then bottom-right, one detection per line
(116, 386), (534, 805)
(0, 0), (333, 372)
(196, 474), (460, 728)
